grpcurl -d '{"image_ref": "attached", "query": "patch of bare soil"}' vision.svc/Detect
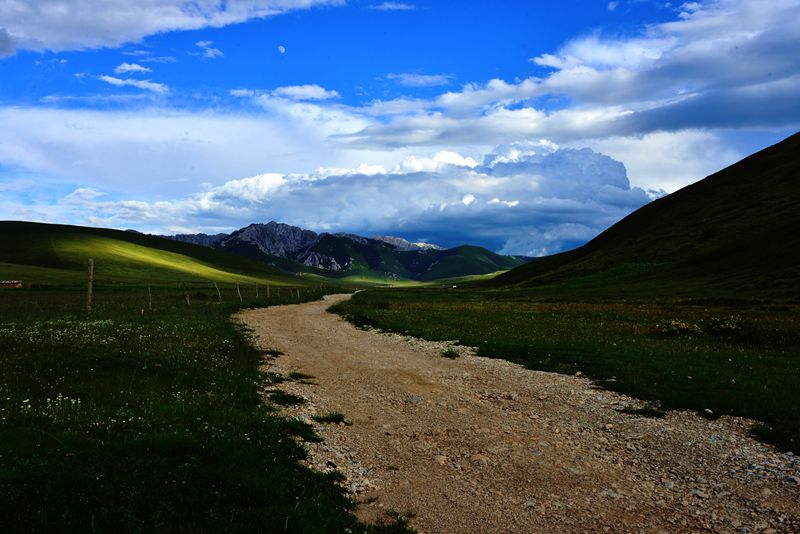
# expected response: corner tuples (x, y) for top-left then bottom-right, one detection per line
(236, 294), (800, 533)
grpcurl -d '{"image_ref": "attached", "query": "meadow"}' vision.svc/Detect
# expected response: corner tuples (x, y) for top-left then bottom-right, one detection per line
(332, 288), (800, 451)
(0, 285), (408, 532)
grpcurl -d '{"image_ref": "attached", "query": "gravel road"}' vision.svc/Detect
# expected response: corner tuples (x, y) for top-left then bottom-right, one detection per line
(237, 294), (800, 533)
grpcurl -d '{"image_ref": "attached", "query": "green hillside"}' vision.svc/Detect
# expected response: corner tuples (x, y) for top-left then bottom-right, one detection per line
(415, 245), (524, 281)
(490, 132), (800, 298)
(309, 239), (525, 281)
(0, 221), (311, 288)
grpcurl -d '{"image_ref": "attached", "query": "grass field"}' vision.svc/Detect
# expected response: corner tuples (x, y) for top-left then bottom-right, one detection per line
(332, 289), (800, 451)
(0, 286), (408, 532)
(0, 221), (320, 289)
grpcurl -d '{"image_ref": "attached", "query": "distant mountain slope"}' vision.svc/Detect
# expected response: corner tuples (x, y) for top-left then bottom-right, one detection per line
(167, 222), (526, 281)
(490, 132), (800, 297)
(0, 221), (306, 287)
(371, 236), (443, 251)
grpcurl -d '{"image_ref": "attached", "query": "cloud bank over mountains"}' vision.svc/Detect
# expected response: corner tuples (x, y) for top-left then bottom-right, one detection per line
(19, 142), (651, 256)
(0, 0), (798, 255)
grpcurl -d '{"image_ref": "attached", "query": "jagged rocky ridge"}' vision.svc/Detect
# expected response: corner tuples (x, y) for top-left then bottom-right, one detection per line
(165, 221), (525, 281)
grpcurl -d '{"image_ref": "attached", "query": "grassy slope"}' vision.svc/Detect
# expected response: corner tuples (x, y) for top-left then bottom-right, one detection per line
(490, 132), (800, 298)
(0, 221), (309, 287)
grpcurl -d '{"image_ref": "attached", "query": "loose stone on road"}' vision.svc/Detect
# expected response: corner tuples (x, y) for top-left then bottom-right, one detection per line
(237, 294), (800, 533)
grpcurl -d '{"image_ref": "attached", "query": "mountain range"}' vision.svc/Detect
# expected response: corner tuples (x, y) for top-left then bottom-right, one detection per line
(166, 221), (526, 281)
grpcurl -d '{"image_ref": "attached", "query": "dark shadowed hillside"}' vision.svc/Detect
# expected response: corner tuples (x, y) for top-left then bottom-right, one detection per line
(168, 222), (526, 282)
(490, 132), (800, 298)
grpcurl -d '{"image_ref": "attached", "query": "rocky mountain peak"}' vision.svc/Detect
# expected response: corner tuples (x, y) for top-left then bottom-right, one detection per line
(222, 221), (319, 257)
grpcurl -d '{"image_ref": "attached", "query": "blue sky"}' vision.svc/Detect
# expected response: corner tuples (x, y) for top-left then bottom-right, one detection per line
(1, 0), (798, 255)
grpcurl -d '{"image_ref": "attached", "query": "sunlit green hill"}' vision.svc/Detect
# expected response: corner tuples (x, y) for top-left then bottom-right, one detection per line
(490, 132), (800, 298)
(0, 221), (312, 288)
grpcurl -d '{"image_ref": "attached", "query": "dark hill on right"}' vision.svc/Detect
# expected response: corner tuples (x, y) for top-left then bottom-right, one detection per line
(489, 132), (800, 298)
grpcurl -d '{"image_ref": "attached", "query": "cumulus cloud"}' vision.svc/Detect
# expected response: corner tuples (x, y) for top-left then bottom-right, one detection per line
(277, 45), (286, 54)
(0, 0), (342, 54)
(582, 131), (741, 192)
(342, 0), (800, 153)
(97, 75), (169, 93)
(272, 84), (340, 100)
(9, 142), (652, 256)
(387, 73), (454, 87)
(114, 62), (152, 74)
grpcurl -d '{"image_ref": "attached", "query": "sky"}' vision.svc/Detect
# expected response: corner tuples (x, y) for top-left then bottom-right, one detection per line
(0, 0), (798, 256)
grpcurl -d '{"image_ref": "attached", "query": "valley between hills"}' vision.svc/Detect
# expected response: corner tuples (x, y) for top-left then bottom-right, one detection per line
(1, 133), (798, 531)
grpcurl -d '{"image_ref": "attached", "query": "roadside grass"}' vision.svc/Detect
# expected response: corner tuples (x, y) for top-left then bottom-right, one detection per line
(269, 390), (307, 406)
(0, 287), (409, 532)
(440, 348), (460, 359)
(289, 371), (316, 381)
(331, 289), (800, 451)
(621, 403), (668, 418)
(312, 412), (351, 425)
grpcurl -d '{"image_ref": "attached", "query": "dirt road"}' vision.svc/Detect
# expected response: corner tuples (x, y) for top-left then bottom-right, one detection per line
(237, 294), (799, 533)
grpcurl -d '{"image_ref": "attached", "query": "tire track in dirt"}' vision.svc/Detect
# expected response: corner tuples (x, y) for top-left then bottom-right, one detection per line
(237, 294), (800, 533)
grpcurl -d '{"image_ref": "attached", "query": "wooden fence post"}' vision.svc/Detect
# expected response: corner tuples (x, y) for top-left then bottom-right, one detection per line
(148, 285), (152, 310)
(236, 282), (242, 303)
(214, 282), (222, 303)
(86, 258), (94, 312)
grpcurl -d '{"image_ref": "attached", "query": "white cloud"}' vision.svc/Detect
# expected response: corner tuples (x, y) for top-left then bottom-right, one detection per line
(277, 45), (286, 54)
(271, 84), (340, 101)
(0, 0), (343, 54)
(63, 187), (105, 203)
(195, 40), (223, 59)
(488, 198), (519, 207)
(387, 73), (454, 87)
(230, 89), (257, 97)
(396, 151), (480, 173)
(114, 62), (152, 74)
(368, 2), (416, 11)
(140, 55), (177, 64)
(340, 0), (800, 158)
(582, 131), (741, 192)
(0, 105), (376, 198)
(97, 75), (169, 93)
(607, 1), (619, 11)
